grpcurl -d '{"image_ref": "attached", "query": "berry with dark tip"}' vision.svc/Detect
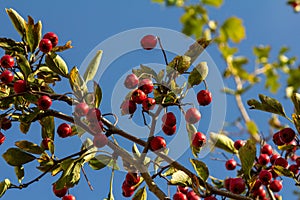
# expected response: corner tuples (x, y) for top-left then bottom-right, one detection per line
(39, 38), (53, 53)
(0, 55), (14, 68)
(225, 159), (237, 170)
(124, 74), (139, 89)
(192, 132), (206, 148)
(197, 90), (212, 106)
(138, 79), (154, 94)
(43, 32), (58, 47)
(131, 89), (147, 104)
(150, 136), (166, 151)
(0, 70), (14, 84)
(140, 35), (157, 50)
(121, 100), (137, 115)
(185, 108), (201, 124)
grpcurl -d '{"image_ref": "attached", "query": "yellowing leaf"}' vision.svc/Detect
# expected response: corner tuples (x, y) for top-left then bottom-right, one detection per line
(3, 148), (36, 166)
(190, 159), (209, 181)
(6, 8), (26, 37)
(202, 0), (223, 7)
(210, 132), (238, 154)
(83, 50), (103, 82)
(239, 140), (256, 179)
(220, 17), (246, 43)
(132, 186), (147, 200)
(45, 52), (69, 77)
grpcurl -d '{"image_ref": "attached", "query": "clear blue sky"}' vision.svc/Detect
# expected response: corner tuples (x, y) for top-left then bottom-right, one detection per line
(0, 0), (299, 199)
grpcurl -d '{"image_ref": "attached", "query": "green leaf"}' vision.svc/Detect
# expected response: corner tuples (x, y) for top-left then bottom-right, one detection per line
(0, 179), (11, 198)
(45, 52), (69, 78)
(88, 155), (113, 170)
(253, 45), (271, 64)
(140, 64), (158, 79)
(245, 120), (259, 137)
(209, 132), (238, 154)
(184, 38), (211, 64)
(83, 50), (103, 82)
(186, 123), (200, 157)
(170, 170), (192, 186)
(291, 93), (300, 115)
(15, 140), (44, 154)
(162, 166), (177, 177)
(40, 116), (55, 140)
(265, 67), (280, 93)
(238, 140), (256, 179)
(6, 8), (26, 37)
(24, 16), (42, 53)
(3, 148), (36, 166)
(132, 186), (147, 200)
(14, 166), (24, 183)
(202, 0), (223, 7)
(0, 38), (25, 53)
(69, 66), (88, 99)
(81, 138), (97, 163)
(16, 54), (32, 79)
(190, 159), (209, 181)
(273, 165), (294, 178)
(153, 148), (169, 173)
(93, 81), (102, 108)
(188, 62), (209, 88)
(168, 55), (191, 74)
(19, 122), (31, 134)
(220, 16), (246, 43)
(247, 94), (287, 117)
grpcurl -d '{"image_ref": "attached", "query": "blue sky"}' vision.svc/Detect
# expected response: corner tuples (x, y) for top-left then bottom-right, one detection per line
(0, 0), (299, 199)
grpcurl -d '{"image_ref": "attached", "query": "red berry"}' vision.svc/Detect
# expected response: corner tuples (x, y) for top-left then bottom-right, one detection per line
(234, 140), (245, 150)
(0, 70), (14, 84)
(122, 181), (135, 197)
(288, 164), (299, 174)
(296, 157), (300, 167)
(274, 157), (288, 168)
(150, 136), (166, 151)
(41, 138), (52, 150)
(124, 74), (139, 89)
(229, 177), (245, 194)
(52, 184), (68, 198)
(273, 132), (285, 146)
(89, 121), (104, 134)
(62, 195), (76, 200)
(258, 154), (270, 166)
(86, 108), (101, 122)
(252, 186), (266, 198)
(197, 90), (212, 106)
(192, 132), (206, 148)
(57, 123), (72, 138)
(138, 79), (154, 94)
(37, 95), (52, 110)
(162, 112), (176, 127)
(0, 132), (5, 145)
(121, 100), (137, 115)
(75, 102), (89, 117)
(178, 186), (188, 194)
(162, 124), (176, 136)
(185, 108), (201, 124)
(43, 32), (58, 47)
(251, 180), (262, 192)
(93, 133), (108, 148)
(142, 98), (156, 111)
(0, 55), (14, 68)
(270, 154), (281, 165)
(187, 190), (201, 200)
(225, 159), (237, 170)
(204, 196), (217, 200)
(13, 80), (27, 94)
(173, 192), (187, 200)
(278, 127), (296, 144)
(125, 172), (140, 185)
(140, 35), (157, 50)
(224, 178), (232, 190)
(39, 38), (53, 53)
(269, 180), (283, 192)
(1, 117), (12, 130)
(131, 89), (147, 104)
(259, 170), (272, 185)
(261, 144), (273, 156)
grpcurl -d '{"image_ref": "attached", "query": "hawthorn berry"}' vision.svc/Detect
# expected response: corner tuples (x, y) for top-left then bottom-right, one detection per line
(288, 164), (299, 174)
(37, 95), (52, 110)
(39, 38), (53, 53)
(273, 132), (285, 146)
(178, 186), (188, 194)
(150, 136), (166, 151)
(270, 154), (281, 165)
(192, 132), (206, 148)
(173, 192), (187, 200)
(122, 181), (135, 197)
(186, 190), (200, 200)
(197, 90), (212, 106)
(93, 133), (108, 148)
(0, 132), (5, 145)
(274, 157), (288, 168)
(0, 55), (14, 68)
(124, 74), (139, 89)
(258, 154), (270, 166)
(204, 196), (217, 200)
(89, 121), (104, 134)
(121, 100), (137, 115)
(142, 98), (156, 111)
(140, 35), (157, 50)
(278, 127), (296, 144)
(234, 140), (245, 150)
(229, 177), (245, 194)
(0, 70), (14, 84)
(138, 79), (154, 94)
(43, 32), (58, 47)
(75, 102), (89, 117)
(162, 112), (176, 127)
(125, 172), (140, 185)
(251, 180), (262, 192)
(269, 180), (283, 192)
(162, 124), (176, 136)
(52, 184), (68, 198)
(131, 89), (147, 104)
(57, 123), (72, 138)
(225, 159), (237, 170)
(86, 108), (101, 122)
(259, 170), (272, 185)
(252, 186), (266, 199)
(62, 195), (76, 200)
(13, 80), (27, 94)
(224, 178), (232, 190)
(185, 108), (201, 124)
(1, 117), (12, 130)
(296, 157), (300, 167)
(41, 138), (52, 150)
(261, 144), (273, 156)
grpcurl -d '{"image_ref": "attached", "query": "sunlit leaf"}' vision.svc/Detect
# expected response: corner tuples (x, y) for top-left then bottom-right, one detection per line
(14, 166), (24, 183)
(188, 62), (209, 88)
(24, 16), (42, 53)
(0, 179), (11, 198)
(88, 155), (113, 170)
(170, 170), (192, 186)
(3, 148), (36, 166)
(15, 140), (44, 154)
(132, 186), (147, 200)
(69, 66), (88, 99)
(190, 159), (209, 181)
(6, 8), (26, 37)
(220, 16), (246, 43)
(52, 41), (73, 52)
(239, 140), (256, 179)
(209, 132), (238, 154)
(93, 81), (102, 108)
(83, 50), (102, 82)
(202, 0), (223, 7)
(45, 52), (69, 78)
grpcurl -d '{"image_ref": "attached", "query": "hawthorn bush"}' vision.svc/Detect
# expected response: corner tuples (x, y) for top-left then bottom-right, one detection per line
(0, 1), (299, 200)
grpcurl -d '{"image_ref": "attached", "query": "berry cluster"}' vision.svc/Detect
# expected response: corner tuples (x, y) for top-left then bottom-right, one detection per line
(52, 183), (76, 200)
(172, 186), (217, 200)
(121, 172), (141, 197)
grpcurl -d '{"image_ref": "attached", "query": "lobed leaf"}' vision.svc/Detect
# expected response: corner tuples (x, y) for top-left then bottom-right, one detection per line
(220, 16), (246, 43)
(238, 139), (256, 179)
